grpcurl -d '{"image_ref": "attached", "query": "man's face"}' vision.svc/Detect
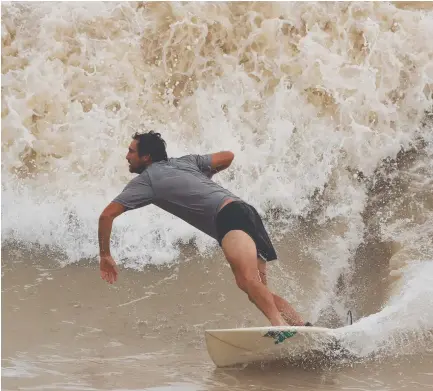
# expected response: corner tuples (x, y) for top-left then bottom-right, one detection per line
(126, 140), (150, 174)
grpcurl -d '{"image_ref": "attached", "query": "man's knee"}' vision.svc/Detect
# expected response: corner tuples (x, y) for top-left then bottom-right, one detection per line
(235, 277), (255, 304)
(234, 273), (247, 292)
(234, 272), (259, 293)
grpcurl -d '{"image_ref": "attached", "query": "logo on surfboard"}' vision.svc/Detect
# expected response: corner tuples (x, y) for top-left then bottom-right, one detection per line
(263, 330), (297, 344)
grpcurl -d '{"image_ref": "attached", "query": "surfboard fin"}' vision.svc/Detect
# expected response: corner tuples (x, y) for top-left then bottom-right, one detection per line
(347, 310), (353, 325)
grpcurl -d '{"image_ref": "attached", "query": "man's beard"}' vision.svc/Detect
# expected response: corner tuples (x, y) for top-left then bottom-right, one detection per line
(129, 165), (145, 174)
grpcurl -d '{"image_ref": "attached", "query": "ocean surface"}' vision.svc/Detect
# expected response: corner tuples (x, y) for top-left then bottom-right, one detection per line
(2, 2), (433, 390)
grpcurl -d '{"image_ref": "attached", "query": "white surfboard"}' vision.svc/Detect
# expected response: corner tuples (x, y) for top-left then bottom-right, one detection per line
(205, 325), (337, 367)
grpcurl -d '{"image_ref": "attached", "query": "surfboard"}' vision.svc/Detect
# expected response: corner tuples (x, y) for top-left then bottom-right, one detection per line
(205, 325), (338, 367)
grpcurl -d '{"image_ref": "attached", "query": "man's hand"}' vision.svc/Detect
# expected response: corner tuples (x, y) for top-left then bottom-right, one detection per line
(98, 202), (125, 284)
(100, 255), (119, 284)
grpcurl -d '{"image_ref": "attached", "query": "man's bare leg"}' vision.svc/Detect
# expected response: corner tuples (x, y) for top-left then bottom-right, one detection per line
(257, 259), (304, 326)
(221, 230), (287, 326)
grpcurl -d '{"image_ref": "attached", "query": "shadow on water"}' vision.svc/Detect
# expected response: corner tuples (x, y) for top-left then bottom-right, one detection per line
(207, 347), (433, 391)
(208, 352), (363, 391)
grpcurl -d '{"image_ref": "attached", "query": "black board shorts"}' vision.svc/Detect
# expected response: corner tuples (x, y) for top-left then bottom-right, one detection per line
(215, 201), (277, 262)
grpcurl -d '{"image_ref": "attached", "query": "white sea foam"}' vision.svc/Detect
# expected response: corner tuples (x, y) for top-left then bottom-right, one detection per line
(2, 2), (433, 349)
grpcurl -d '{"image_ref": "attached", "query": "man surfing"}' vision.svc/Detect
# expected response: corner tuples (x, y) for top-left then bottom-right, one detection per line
(98, 131), (307, 326)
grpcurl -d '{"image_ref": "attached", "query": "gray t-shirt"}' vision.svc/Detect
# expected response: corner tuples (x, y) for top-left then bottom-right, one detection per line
(112, 154), (240, 240)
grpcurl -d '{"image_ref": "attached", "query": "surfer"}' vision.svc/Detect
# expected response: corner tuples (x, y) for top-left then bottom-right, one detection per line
(98, 131), (307, 327)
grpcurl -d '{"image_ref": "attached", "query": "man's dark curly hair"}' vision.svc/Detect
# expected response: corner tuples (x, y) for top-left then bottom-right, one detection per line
(132, 131), (168, 162)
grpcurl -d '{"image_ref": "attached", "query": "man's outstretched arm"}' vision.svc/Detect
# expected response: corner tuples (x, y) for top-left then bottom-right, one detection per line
(210, 151), (234, 174)
(98, 202), (125, 283)
(99, 202), (125, 256)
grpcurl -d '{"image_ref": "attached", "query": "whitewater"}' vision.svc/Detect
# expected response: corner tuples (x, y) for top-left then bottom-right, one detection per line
(2, 2), (433, 390)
